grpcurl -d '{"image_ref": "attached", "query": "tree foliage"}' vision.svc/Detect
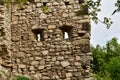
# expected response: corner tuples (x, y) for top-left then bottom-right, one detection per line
(91, 37), (120, 80)
(112, 0), (120, 15)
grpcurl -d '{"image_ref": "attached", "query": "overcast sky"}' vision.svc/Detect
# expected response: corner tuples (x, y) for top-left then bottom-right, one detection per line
(90, 0), (120, 46)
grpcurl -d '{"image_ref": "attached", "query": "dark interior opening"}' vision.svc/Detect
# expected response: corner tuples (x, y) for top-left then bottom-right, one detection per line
(78, 33), (85, 37)
(0, 27), (5, 37)
(32, 29), (44, 41)
(64, 2), (70, 5)
(43, 2), (47, 6)
(59, 25), (73, 40)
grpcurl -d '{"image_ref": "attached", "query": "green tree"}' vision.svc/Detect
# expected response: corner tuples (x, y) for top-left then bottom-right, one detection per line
(91, 37), (120, 80)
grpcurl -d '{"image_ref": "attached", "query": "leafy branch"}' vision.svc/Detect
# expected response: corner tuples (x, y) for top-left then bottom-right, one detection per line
(112, 0), (120, 15)
(87, 0), (113, 29)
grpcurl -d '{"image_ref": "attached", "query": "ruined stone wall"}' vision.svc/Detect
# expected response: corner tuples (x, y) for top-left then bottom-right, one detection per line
(0, 0), (92, 80)
(0, 1), (11, 70)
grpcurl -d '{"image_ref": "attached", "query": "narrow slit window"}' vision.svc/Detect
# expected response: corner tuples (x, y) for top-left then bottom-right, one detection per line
(37, 33), (41, 41)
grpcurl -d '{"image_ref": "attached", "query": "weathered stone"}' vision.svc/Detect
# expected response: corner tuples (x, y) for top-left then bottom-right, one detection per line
(34, 0), (41, 2)
(40, 13), (47, 19)
(57, 56), (64, 61)
(72, 39), (89, 45)
(85, 77), (95, 80)
(42, 50), (49, 55)
(52, 75), (59, 79)
(40, 60), (45, 65)
(42, 76), (50, 79)
(55, 61), (60, 65)
(31, 61), (39, 66)
(76, 56), (81, 61)
(37, 42), (43, 46)
(36, 3), (42, 7)
(48, 25), (56, 29)
(74, 62), (81, 66)
(29, 66), (34, 71)
(63, 13), (68, 17)
(19, 64), (26, 68)
(0, 0), (91, 79)
(16, 52), (25, 58)
(35, 57), (42, 60)
(52, 57), (56, 61)
(32, 73), (42, 80)
(66, 73), (73, 78)
(38, 66), (45, 70)
(61, 61), (70, 67)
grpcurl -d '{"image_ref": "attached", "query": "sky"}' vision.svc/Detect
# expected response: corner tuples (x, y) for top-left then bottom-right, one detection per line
(90, 0), (120, 46)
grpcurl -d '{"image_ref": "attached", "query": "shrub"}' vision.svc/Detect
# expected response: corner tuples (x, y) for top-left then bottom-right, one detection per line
(13, 75), (30, 80)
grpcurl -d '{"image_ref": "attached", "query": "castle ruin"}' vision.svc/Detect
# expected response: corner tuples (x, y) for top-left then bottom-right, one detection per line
(0, 0), (92, 80)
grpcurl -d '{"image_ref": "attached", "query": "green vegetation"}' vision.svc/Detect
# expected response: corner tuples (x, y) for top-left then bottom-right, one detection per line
(76, 5), (88, 16)
(13, 75), (30, 80)
(41, 5), (50, 14)
(91, 37), (120, 80)
(0, 70), (30, 80)
(5, 0), (28, 8)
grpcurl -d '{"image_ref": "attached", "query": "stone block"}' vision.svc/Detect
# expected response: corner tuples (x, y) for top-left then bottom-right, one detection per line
(66, 73), (73, 78)
(40, 13), (47, 19)
(37, 42), (43, 46)
(19, 64), (26, 68)
(61, 61), (70, 67)
(48, 25), (56, 29)
(72, 39), (89, 45)
(42, 50), (49, 55)
(29, 66), (34, 71)
(31, 61), (39, 66)
(34, 0), (41, 2)
(38, 66), (45, 70)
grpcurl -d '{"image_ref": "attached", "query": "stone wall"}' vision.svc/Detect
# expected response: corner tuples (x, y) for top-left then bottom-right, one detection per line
(0, 1), (11, 70)
(0, 0), (92, 80)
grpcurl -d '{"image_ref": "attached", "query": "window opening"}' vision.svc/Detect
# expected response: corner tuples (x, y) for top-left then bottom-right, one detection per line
(60, 25), (73, 40)
(32, 29), (44, 41)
